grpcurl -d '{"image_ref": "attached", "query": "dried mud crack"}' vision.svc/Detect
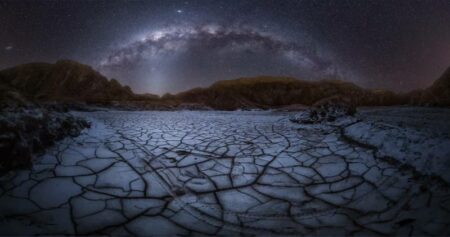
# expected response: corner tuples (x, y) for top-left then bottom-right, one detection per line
(0, 111), (449, 235)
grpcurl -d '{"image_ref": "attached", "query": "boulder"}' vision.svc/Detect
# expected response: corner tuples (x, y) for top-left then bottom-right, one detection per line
(290, 96), (356, 124)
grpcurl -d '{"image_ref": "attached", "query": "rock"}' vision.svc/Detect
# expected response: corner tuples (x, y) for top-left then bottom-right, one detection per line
(174, 103), (212, 111)
(407, 66), (450, 106)
(0, 107), (90, 170)
(171, 76), (406, 110)
(0, 60), (134, 103)
(290, 96), (356, 124)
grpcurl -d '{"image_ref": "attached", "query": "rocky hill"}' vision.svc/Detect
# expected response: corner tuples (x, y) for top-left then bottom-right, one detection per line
(408, 67), (450, 106)
(171, 76), (402, 110)
(0, 60), (134, 103)
(1, 60), (448, 110)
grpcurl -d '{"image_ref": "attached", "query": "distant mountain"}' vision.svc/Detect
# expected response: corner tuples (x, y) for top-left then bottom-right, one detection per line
(0, 60), (134, 103)
(408, 67), (450, 106)
(171, 76), (401, 110)
(1, 60), (448, 110)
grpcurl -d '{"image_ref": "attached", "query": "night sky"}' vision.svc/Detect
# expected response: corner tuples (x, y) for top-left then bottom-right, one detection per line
(1, 0), (450, 94)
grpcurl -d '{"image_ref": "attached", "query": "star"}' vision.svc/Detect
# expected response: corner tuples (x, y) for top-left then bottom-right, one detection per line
(1, 1), (449, 94)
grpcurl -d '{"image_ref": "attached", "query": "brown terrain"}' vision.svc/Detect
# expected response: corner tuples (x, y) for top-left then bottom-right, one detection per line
(0, 60), (135, 105)
(0, 60), (449, 110)
(407, 67), (450, 106)
(171, 77), (401, 110)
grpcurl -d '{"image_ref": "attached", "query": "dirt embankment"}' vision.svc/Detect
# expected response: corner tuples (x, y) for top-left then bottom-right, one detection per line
(0, 107), (90, 170)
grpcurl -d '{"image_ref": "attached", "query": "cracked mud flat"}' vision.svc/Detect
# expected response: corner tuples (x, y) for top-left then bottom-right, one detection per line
(1, 110), (450, 235)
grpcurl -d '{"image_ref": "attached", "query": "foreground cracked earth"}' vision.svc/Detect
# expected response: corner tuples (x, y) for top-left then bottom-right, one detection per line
(1, 111), (450, 235)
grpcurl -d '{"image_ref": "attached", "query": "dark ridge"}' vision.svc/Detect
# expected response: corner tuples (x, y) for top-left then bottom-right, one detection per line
(0, 60), (134, 103)
(1, 60), (449, 110)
